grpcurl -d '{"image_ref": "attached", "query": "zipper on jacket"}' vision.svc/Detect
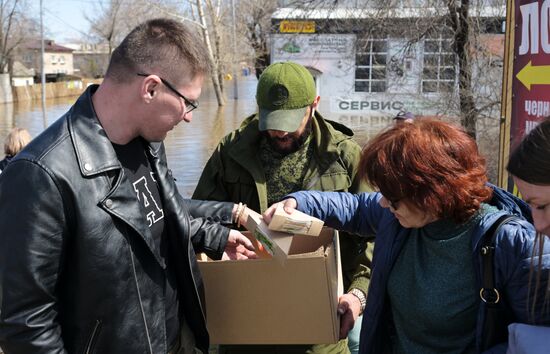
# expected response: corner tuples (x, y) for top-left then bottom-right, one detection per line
(130, 250), (154, 354)
(83, 319), (102, 354)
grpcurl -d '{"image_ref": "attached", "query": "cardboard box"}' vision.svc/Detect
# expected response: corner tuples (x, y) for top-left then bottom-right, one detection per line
(197, 228), (343, 344)
(268, 203), (324, 236)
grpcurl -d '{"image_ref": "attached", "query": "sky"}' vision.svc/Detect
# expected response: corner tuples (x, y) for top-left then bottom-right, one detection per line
(30, 0), (96, 43)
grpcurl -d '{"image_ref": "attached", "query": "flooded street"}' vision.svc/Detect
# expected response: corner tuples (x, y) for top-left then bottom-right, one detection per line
(0, 76), (500, 196)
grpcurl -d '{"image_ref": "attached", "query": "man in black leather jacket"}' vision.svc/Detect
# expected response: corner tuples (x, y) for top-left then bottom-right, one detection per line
(0, 19), (255, 354)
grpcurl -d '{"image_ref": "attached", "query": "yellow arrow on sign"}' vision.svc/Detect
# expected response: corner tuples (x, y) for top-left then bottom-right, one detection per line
(516, 61), (550, 91)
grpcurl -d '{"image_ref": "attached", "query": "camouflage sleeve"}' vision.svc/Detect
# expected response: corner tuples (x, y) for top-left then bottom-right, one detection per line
(347, 240), (374, 296)
(192, 139), (230, 202)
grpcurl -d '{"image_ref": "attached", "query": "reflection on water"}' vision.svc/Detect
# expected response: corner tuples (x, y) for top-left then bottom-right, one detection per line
(0, 76), (423, 196)
(0, 96), (77, 142)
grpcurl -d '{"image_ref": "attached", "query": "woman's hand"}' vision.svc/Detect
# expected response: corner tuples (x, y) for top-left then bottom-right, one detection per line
(222, 230), (257, 260)
(262, 198), (298, 224)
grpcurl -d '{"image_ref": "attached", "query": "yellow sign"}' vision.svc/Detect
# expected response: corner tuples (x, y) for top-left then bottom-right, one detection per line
(279, 21), (315, 33)
(516, 61), (550, 91)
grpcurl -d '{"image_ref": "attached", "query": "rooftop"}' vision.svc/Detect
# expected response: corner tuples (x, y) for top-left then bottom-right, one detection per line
(24, 40), (74, 53)
(272, 6), (506, 20)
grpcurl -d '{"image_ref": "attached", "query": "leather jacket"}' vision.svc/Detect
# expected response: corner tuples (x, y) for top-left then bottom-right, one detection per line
(0, 86), (231, 354)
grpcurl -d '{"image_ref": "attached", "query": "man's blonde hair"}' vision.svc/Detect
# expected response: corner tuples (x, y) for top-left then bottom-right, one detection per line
(4, 127), (31, 156)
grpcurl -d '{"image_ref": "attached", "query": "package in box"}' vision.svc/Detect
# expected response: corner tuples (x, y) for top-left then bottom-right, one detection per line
(245, 211), (296, 263)
(197, 227), (343, 344)
(268, 203), (324, 236)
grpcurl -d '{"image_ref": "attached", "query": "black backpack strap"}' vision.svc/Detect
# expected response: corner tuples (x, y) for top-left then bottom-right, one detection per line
(479, 214), (518, 304)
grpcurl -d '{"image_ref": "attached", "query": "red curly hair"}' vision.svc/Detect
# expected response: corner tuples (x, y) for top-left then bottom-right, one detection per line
(359, 118), (492, 223)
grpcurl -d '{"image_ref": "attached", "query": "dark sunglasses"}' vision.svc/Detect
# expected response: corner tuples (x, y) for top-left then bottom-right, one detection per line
(385, 197), (400, 210)
(137, 73), (198, 114)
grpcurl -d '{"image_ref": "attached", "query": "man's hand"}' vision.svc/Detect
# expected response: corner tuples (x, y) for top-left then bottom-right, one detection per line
(337, 293), (362, 339)
(222, 230), (257, 260)
(262, 198), (298, 224)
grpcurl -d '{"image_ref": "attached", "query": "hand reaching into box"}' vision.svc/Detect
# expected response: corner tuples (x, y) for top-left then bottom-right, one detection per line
(222, 230), (258, 260)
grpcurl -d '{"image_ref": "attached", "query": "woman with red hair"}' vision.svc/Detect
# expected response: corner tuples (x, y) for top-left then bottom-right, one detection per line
(264, 119), (550, 354)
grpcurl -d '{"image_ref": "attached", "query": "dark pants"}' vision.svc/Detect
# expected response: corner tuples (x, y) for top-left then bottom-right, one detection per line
(168, 320), (203, 354)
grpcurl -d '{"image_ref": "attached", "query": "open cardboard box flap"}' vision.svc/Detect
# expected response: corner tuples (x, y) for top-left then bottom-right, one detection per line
(197, 227), (343, 344)
(245, 211), (327, 263)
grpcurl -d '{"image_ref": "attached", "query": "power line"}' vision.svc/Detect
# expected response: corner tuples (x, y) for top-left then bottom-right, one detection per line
(43, 7), (91, 39)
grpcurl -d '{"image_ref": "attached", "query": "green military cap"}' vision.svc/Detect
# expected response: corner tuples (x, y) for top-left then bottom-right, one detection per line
(256, 61), (316, 132)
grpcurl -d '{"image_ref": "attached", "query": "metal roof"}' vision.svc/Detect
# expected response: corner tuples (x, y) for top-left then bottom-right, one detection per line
(272, 6), (506, 20)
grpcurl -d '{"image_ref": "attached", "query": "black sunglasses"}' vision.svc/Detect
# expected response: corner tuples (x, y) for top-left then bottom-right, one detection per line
(137, 73), (198, 114)
(384, 196), (400, 210)
(389, 199), (400, 210)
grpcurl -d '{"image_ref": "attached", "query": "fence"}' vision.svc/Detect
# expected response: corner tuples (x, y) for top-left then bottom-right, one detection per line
(12, 79), (102, 102)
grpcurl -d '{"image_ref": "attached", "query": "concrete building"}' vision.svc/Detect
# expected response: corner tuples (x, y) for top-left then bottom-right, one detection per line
(63, 43), (110, 78)
(271, 3), (505, 119)
(16, 40), (75, 81)
(11, 61), (35, 86)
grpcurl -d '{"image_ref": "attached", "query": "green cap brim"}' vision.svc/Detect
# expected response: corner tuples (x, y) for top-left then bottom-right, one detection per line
(258, 107), (308, 132)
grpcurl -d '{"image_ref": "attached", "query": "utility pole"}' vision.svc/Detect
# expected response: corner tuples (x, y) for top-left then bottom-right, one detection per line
(40, 0), (47, 127)
(230, 0), (238, 99)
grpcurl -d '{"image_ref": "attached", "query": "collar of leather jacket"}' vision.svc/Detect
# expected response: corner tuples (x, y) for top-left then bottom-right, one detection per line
(68, 85), (162, 177)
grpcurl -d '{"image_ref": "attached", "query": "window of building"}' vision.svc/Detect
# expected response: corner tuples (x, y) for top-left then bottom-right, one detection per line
(421, 35), (456, 93)
(355, 38), (387, 93)
(51, 55), (56, 64)
(59, 56), (65, 64)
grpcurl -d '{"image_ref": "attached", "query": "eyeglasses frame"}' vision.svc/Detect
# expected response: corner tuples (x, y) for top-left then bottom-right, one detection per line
(137, 73), (198, 114)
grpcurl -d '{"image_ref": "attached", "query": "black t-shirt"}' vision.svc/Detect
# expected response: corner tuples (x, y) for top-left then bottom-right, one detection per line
(112, 138), (180, 347)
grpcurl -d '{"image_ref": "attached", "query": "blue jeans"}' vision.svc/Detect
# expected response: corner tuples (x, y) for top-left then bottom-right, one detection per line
(346, 315), (362, 354)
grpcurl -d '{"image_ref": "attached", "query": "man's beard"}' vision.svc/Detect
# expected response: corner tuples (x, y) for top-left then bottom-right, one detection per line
(262, 117), (313, 155)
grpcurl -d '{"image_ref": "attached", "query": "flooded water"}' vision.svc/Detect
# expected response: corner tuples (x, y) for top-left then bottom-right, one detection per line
(0, 76), (499, 196)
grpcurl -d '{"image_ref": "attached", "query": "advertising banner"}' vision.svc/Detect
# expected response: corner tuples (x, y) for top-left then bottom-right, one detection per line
(511, 0), (550, 146)
(500, 0), (550, 190)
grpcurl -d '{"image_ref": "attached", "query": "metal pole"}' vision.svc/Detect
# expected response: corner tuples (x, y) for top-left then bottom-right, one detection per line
(230, 0), (238, 99)
(40, 0), (47, 127)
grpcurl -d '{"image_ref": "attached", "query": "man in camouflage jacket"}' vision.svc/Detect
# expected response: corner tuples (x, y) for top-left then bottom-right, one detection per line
(193, 61), (373, 354)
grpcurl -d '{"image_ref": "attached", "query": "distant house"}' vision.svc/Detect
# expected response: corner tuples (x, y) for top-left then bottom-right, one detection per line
(63, 42), (110, 78)
(15, 39), (76, 82)
(11, 61), (35, 86)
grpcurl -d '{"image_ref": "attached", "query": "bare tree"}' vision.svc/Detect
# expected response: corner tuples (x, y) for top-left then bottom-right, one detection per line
(447, 0), (477, 138)
(237, 0), (277, 79)
(85, 0), (123, 55)
(0, 0), (38, 74)
(85, 0), (182, 54)
(204, 0), (227, 96)
(194, 0), (226, 105)
(85, 0), (231, 106)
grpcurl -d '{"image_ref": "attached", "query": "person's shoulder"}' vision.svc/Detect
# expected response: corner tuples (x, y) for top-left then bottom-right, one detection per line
(0, 157), (9, 170)
(480, 211), (538, 257)
(316, 115), (359, 147)
(220, 114), (259, 145)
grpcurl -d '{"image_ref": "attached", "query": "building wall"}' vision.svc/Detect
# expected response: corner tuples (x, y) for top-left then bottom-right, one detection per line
(43, 52), (74, 75)
(271, 33), (449, 117)
(12, 77), (34, 87)
(271, 32), (503, 119)
(15, 50), (75, 76)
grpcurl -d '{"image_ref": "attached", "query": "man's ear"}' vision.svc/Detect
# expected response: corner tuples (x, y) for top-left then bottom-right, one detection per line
(140, 75), (160, 102)
(312, 95), (321, 109)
